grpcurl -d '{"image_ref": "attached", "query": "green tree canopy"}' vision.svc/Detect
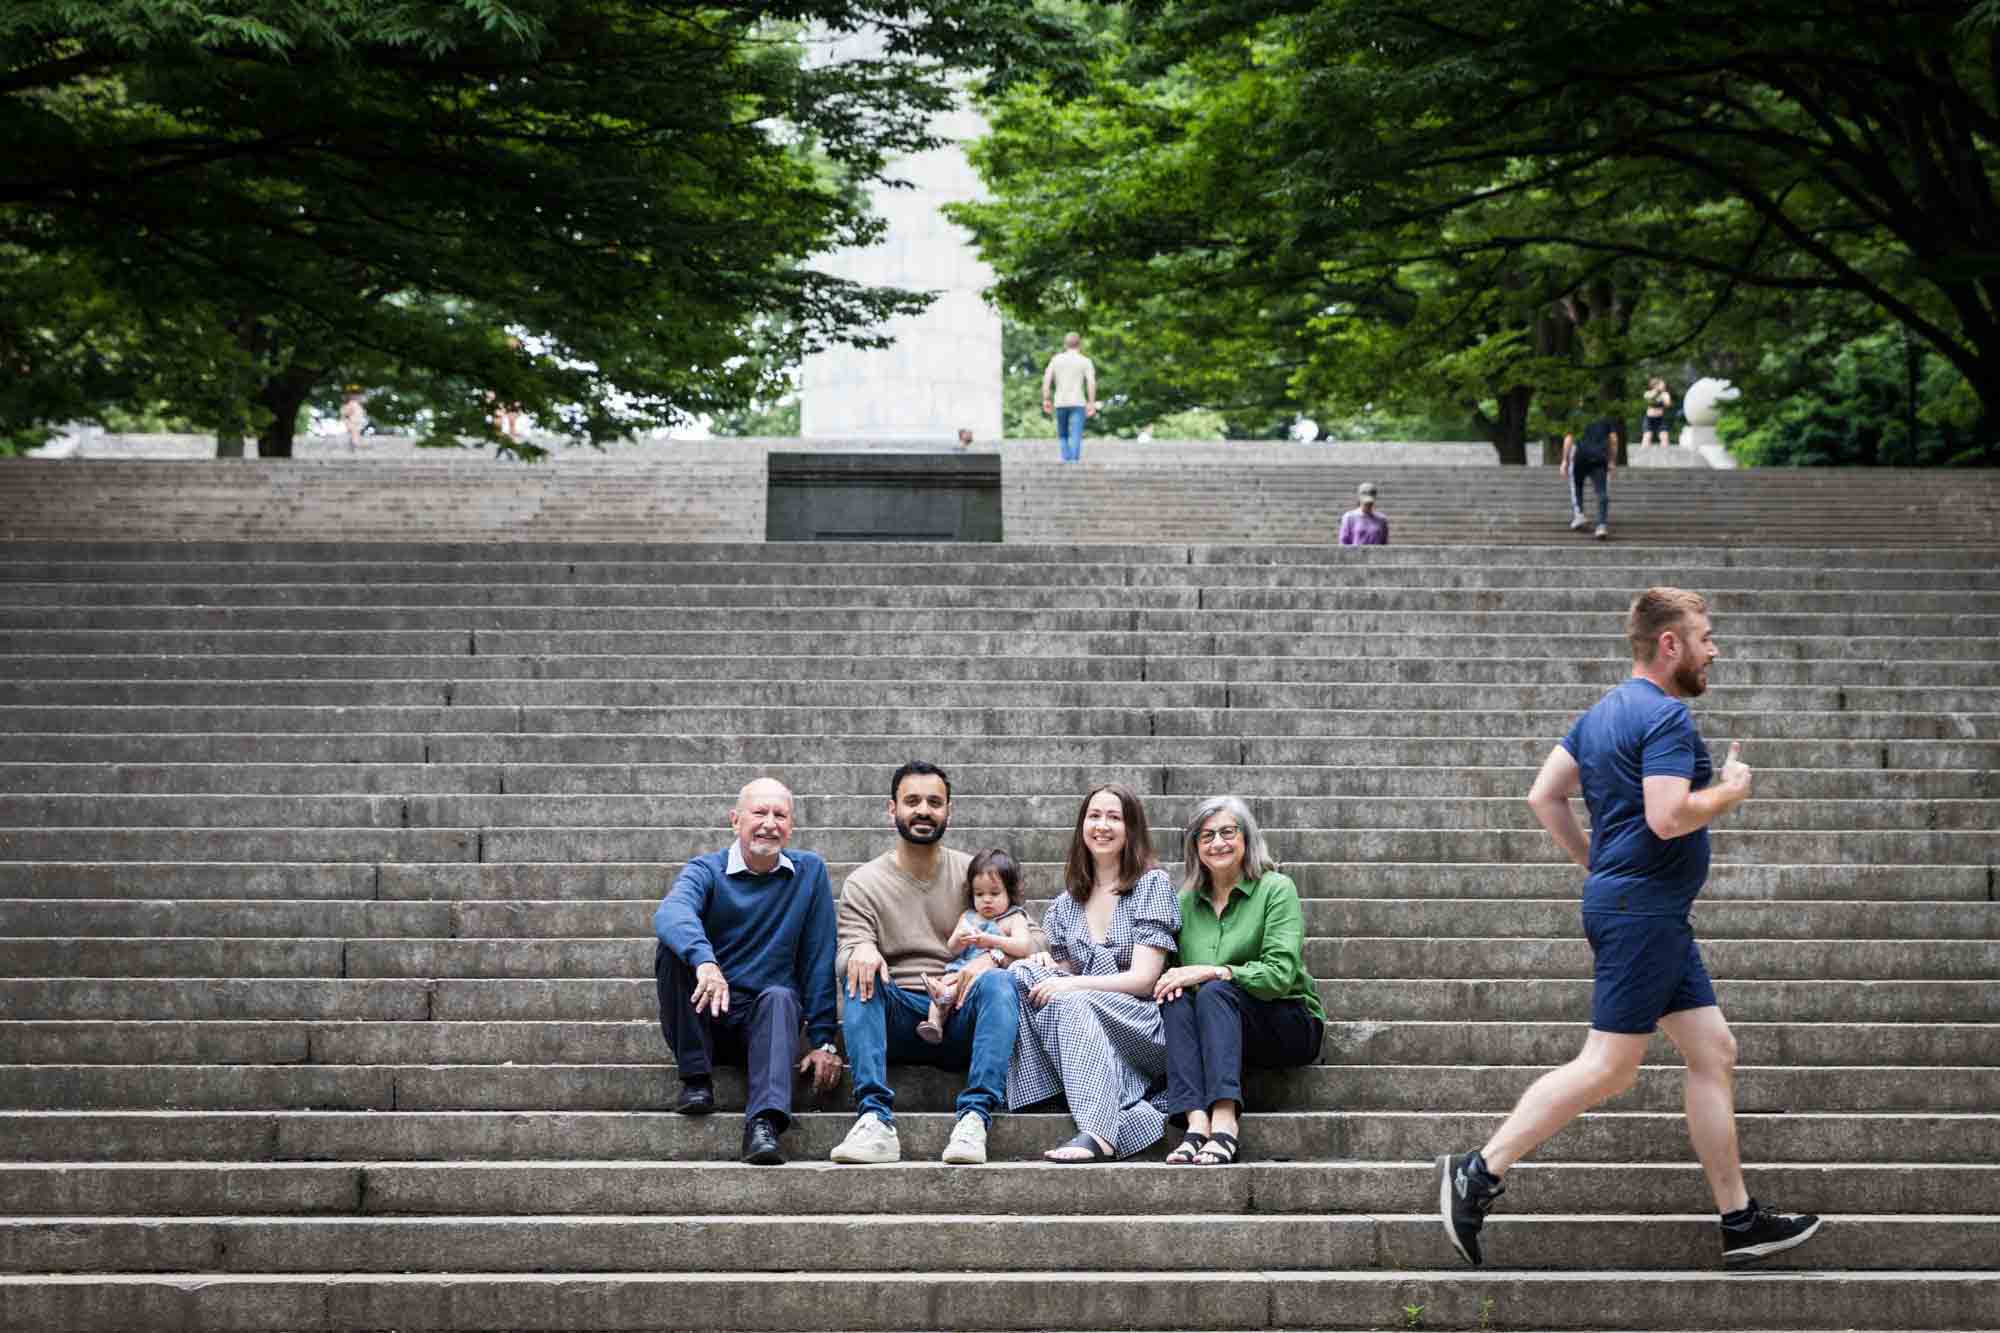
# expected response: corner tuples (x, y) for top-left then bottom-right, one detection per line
(954, 0), (2000, 463)
(2, 0), (1074, 455)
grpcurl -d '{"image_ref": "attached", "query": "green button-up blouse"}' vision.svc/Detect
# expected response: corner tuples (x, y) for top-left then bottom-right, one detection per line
(1174, 869), (1324, 1020)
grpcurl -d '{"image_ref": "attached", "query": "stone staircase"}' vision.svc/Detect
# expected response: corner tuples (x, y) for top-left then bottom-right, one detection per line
(0, 530), (1996, 1331)
(5, 448), (1997, 546)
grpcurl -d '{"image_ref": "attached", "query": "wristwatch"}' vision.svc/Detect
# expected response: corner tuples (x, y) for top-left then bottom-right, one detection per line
(814, 1042), (838, 1057)
(988, 947), (1008, 966)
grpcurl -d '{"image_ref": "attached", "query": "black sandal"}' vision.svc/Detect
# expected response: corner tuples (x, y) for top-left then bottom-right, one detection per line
(1044, 1131), (1116, 1163)
(1193, 1131), (1239, 1165)
(1164, 1131), (1210, 1165)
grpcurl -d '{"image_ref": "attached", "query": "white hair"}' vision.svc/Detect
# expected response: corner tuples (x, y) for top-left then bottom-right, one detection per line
(1179, 795), (1276, 894)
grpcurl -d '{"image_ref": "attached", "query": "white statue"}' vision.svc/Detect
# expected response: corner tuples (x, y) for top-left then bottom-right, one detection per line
(1679, 376), (1741, 460)
(1683, 377), (1740, 427)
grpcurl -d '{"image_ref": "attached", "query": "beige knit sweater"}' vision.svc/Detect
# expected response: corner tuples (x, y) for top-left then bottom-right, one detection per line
(836, 847), (1045, 989)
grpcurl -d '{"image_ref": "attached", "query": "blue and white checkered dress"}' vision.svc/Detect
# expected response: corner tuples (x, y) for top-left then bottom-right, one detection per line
(1006, 867), (1181, 1157)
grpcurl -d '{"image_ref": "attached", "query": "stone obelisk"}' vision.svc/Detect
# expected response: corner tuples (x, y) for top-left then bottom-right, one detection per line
(799, 30), (1003, 443)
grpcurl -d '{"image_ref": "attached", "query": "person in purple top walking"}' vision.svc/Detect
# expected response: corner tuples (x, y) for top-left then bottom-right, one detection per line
(1338, 482), (1389, 545)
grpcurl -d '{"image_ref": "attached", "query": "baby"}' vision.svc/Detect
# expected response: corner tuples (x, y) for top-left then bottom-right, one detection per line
(917, 848), (1034, 1043)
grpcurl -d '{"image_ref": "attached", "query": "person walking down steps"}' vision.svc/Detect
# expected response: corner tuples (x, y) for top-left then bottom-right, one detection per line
(1437, 588), (1823, 1268)
(1338, 482), (1389, 545)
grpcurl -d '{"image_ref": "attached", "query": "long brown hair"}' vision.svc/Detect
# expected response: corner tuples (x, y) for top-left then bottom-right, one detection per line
(1062, 784), (1156, 903)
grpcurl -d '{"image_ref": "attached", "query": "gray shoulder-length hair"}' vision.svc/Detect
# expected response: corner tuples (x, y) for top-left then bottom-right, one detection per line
(1180, 795), (1278, 895)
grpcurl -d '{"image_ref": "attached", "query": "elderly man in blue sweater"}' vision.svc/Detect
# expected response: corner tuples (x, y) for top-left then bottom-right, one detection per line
(653, 778), (841, 1165)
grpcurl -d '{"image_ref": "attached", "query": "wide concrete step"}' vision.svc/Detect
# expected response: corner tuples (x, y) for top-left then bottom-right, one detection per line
(9, 578), (1998, 618)
(2, 933), (1990, 981)
(7, 792), (1992, 833)
(6, 761), (1986, 801)
(3, 1267), (1996, 1332)
(0, 1158), (1985, 1218)
(7, 976), (1990, 1025)
(1, 1019), (1989, 1069)
(6, 606), (1998, 646)
(6, 826), (1993, 865)
(6, 1109), (1991, 1165)
(2, 1062), (1989, 1112)
(9, 731), (1992, 774)
(0, 1211), (1988, 1275)
(13, 895), (1990, 943)
(18, 626), (2000, 663)
(3, 860), (1987, 904)
(8, 1109), (1992, 1166)
(6, 705), (1991, 742)
(6, 652), (2000, 691)
(12, 554), (1998, 591)
(9, 537), (1995, 569)
(12, 678), (1997, 718)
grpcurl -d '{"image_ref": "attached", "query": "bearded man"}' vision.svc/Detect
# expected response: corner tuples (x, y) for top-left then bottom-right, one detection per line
(828, 761), (1038, 1166)
(1437, 588), (1822, 1267)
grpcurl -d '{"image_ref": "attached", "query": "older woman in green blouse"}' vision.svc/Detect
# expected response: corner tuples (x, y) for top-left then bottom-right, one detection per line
(1152, 795), (1324, 1164)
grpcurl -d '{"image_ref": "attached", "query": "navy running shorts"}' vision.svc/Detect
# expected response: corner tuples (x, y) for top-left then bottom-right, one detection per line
(1582, 911), (1718, 1035)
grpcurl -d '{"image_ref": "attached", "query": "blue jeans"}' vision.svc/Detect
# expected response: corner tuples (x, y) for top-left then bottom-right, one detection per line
(1054, 406), (1086, 462)
(841, 967), (1019, 1126)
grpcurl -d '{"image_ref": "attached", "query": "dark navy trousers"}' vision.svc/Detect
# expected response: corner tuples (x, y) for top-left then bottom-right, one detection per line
(1160, 981), (1323, 1114)
(654, 943), (802, 1126)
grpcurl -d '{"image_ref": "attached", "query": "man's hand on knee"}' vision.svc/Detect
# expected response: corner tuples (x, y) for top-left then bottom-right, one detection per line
(691, 962), (730, 1017)
(843, 943), (891, 1002)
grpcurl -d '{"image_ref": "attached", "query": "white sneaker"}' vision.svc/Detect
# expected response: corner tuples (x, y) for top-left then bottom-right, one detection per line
(1569, 515), (1589, 531)
(828, 1112), (900, 1164)
(1594, 524), (1609, 540)
(940, 1112), (988, 1165)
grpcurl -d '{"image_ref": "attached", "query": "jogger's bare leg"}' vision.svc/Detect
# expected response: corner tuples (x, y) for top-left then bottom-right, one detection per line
(1480, 1029), (1649, 1175)
(1658, 1005), (1750, 1213)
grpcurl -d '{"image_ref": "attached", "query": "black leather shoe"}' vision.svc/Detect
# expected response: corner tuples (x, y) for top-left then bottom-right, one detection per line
(674, 1078), (715, 1116)
(741, 1115), (785, 1166)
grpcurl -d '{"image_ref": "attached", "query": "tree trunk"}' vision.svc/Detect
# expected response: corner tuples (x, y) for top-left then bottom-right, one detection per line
(256, 420), (294, 459)
(1490, 385), (1532, 464)
(215, 434), (245, 459)
(254, 368), (320, 460)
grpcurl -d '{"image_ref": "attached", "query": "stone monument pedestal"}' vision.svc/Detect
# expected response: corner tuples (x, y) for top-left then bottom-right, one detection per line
(765, 450), (1001, 541)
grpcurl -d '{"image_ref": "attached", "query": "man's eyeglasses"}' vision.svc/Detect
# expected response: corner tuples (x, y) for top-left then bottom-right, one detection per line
(1197, 826), (1241, 845)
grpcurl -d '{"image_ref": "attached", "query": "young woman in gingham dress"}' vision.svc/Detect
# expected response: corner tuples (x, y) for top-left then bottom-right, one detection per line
(1006, 784), (1180, 1161)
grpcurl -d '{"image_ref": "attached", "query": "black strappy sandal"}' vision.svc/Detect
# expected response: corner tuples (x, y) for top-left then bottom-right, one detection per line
(1163, 1131), (1210, 1165)
(1193, 1131), (1239, 1165)
(1044, 1131), (1116, 1163)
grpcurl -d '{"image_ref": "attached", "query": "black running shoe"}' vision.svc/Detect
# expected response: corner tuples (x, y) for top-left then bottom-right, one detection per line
(1721, 1200), (1822, 1264)
(1437, 1151), (1505, 1266)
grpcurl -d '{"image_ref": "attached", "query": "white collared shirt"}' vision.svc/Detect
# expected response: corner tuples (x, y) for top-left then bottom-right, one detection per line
(726, 842), (795, 878)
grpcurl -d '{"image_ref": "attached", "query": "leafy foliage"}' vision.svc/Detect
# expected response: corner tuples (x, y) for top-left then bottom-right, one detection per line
(1721, 329), (1992, 468)
(1, 0), (1077, 456)
(955, 0), (2000, 463)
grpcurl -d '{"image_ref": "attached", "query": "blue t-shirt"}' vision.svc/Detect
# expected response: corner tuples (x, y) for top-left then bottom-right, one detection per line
(1561, 677), (1714, 916)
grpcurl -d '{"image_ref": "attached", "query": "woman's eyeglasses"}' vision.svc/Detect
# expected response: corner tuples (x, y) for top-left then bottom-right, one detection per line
(1197, 826), (1241, 845)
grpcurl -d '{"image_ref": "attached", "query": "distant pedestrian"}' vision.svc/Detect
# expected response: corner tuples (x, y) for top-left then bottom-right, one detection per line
(957, 427), (974, 450)
(1040, 333), (1097, 463)
(1563, 415), (1618, 539)
(1641, 378), (1673, 447)
(338, 391), (367, 449)
(1338, 482), (1389, 545)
